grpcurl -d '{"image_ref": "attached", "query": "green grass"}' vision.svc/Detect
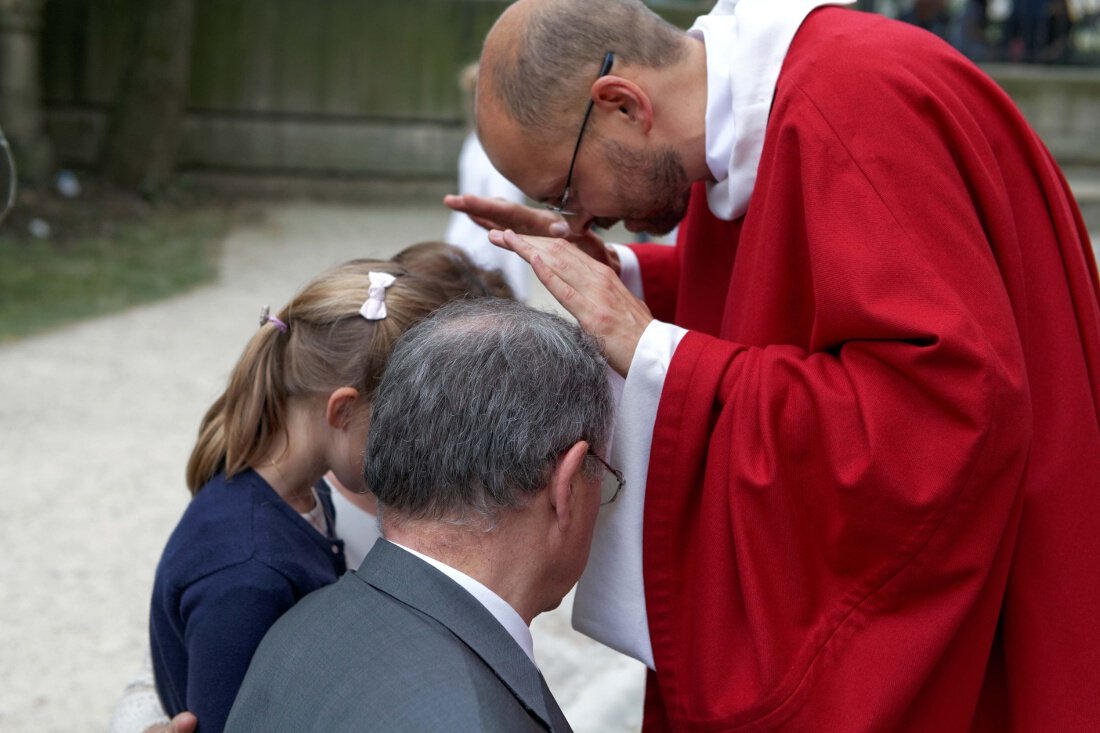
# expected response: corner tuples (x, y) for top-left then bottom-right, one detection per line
(0, 209), (228, 341)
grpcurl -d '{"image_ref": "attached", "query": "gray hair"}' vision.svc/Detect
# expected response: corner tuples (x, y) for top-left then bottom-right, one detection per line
(484, 0), (687, 136)
(364, 298), (612, 526)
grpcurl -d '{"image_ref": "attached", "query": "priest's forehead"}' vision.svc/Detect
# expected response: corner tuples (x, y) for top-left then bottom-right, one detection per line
(477, 108), (572, 201)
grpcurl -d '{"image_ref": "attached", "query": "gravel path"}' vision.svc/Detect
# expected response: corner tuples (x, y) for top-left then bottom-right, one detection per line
(0, 202), (644, 733)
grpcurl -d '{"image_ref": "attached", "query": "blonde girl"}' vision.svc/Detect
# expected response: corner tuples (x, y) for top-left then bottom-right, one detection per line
(146, 243), (510, 733)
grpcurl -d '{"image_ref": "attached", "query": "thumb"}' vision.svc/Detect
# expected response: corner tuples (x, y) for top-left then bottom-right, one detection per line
(548, 221), (570, 238)
(169, 712), (198, 733)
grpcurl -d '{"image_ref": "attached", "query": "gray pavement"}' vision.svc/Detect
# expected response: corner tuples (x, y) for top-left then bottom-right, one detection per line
(0, 202), (644, 733)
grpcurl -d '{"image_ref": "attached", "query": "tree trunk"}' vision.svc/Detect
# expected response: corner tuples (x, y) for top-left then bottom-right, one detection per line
(100, 0), (196, 193)
(0, 0), (53, 184)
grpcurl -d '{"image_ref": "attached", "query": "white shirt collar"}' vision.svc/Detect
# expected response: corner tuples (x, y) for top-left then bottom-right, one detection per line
(688, 0), (853, 220)
(298, 485), (329, 536)
(388, 541), (536, 664)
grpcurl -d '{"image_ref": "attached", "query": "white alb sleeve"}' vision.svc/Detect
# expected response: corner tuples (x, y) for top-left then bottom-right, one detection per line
(572, 319), (688, 670)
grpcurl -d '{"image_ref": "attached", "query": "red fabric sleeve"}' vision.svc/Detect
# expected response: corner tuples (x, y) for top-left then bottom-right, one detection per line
(628, 242), (679, 323)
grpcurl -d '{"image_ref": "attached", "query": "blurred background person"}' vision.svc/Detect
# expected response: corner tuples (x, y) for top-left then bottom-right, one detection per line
(954, 0), (994, 60)
(900, 0), (952, 38)
(1004, 0), (1076, 61)
(445, 62), (532, 301)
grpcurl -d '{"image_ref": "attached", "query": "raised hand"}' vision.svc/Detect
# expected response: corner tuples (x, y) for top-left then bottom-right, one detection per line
(443, 194), (621, 274)
(489, 229), (652, 376)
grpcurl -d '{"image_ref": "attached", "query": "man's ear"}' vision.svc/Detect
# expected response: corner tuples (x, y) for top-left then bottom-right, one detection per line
(325, 387), (362, 429)
(591, 76), (654, 133)
(547, 440), (590, 531)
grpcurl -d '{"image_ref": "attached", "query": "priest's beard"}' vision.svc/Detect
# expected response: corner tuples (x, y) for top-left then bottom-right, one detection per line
(600, 140), (691, 236)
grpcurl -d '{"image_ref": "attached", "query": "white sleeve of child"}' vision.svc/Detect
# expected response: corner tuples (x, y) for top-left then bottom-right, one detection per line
(106, 647), (170, 733)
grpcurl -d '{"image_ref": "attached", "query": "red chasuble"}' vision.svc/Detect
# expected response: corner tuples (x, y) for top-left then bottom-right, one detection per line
(631, 8), (1100, 732)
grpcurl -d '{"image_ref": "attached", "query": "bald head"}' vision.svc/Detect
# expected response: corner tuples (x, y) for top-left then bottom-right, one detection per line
(479, 0), (688, 138)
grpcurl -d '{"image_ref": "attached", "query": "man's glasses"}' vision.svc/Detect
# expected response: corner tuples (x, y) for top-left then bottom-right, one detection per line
(0, 126), (15, 226)
(546, 52), (615, 217)
(587, 449), (624, 506)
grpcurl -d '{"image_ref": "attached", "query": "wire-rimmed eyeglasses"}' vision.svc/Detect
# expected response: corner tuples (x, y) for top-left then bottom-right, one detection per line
(587, 449), (624, 506)
(545, 52), (615, 217)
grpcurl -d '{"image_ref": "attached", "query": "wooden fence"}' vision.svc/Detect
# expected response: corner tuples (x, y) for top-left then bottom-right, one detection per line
(38, 0), (1100, 183)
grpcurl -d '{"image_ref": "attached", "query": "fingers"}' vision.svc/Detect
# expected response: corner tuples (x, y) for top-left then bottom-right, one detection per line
(488, 228), (523, 256)
(169, 712), (198, 733)
(492, 230), (613, 303)
(490, 230), (560, 265)
(489, 230), (651, 374)
(447, 196), (525, 232)
(143, 711), (198, 733)
(499, 230), (609, 274)
(568, 232), (615, 271)
(469, 213), (505, 232)
(529, 253), (582, 308)
(500, 233), (590, 316)
(445, 194), (565, 237)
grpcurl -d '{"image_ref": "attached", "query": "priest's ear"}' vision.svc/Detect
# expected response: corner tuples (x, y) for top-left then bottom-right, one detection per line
(591, 76), (654, 134)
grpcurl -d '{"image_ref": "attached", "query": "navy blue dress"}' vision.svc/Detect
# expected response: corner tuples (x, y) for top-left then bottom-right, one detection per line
(150, 469), (346, 733)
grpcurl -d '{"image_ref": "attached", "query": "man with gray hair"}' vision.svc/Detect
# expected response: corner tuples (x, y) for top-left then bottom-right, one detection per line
(225, 298), (616, 733)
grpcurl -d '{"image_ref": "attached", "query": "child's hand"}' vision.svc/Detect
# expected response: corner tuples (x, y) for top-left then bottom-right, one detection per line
(144, 712), (196, 733)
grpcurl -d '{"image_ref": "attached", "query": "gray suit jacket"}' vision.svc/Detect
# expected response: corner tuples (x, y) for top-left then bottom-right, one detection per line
(225, 540), (572, 732)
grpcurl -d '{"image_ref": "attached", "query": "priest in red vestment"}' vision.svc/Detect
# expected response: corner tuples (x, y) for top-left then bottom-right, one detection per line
(447, 0), (1100, 730)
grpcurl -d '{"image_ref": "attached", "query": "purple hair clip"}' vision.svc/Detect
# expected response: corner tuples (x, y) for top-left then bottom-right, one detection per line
(259, 305), (288, 333)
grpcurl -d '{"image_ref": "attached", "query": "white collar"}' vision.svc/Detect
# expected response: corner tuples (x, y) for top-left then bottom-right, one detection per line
(388, 541), (536, 664)
(688, 0), (853, 220)
(298, 485), (328, 536)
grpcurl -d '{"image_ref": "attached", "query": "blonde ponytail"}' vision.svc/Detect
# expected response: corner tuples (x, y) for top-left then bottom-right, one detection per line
(184, 243), (515, 494)
(185, 322), (289, 493)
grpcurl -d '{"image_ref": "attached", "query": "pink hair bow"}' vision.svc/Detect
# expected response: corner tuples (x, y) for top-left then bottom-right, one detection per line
(359, 272), (397, 321)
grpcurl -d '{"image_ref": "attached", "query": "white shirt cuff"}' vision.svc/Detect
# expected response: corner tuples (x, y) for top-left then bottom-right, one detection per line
(572, 319), (688, 670)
